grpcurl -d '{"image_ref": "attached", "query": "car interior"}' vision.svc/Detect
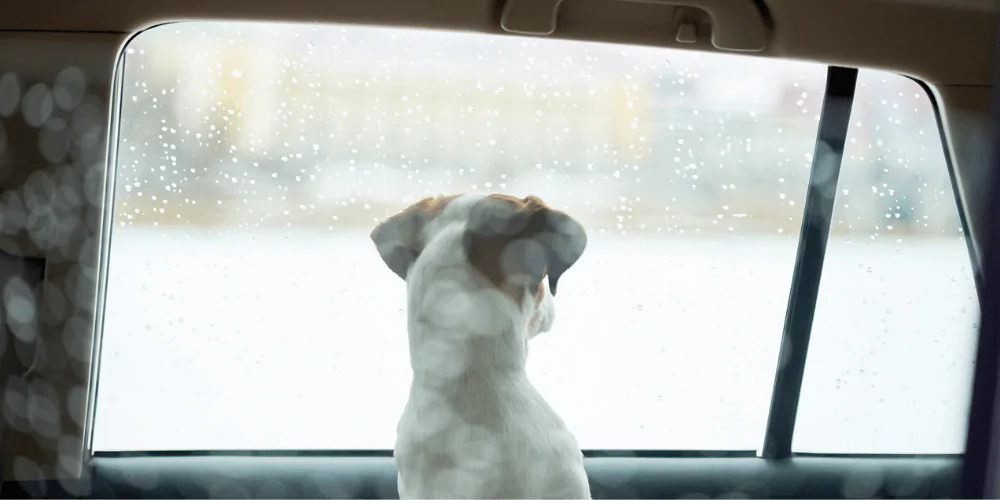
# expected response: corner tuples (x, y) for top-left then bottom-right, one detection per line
(1, 0), (999, 498)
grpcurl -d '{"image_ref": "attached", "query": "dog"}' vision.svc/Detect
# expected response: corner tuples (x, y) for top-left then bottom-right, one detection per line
(370, 193), (591, 499)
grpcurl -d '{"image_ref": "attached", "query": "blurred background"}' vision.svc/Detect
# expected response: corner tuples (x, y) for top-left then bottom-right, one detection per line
(113, 23), (954, 235)
(94, 22), (978, 455)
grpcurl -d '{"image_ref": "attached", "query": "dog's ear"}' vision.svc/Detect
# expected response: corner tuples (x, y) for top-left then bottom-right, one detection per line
(370, 196), (452, 281)
(530, 205), (587, 295)
(465, 195), (587, 296)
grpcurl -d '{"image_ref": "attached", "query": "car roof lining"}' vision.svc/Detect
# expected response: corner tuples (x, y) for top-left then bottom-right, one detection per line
(2, 0), (996, 87)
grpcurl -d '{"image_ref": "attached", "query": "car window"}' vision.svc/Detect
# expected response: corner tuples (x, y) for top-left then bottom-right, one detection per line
(793, 72), (978, 454)
(92, 21), (974, 454)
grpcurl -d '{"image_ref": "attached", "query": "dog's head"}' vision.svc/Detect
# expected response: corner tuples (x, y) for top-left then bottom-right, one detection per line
(370, 193), (587, 337)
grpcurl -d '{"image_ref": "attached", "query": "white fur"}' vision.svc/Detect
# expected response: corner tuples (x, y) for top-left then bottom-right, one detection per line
(394, 193), (590, 499)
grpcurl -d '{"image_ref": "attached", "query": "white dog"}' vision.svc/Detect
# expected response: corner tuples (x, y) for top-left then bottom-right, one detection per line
(370, 192), (591, 499)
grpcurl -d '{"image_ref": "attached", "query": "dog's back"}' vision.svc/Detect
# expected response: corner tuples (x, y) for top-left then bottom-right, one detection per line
(371, 193), (591, 499)
(395, 371), (590, 499)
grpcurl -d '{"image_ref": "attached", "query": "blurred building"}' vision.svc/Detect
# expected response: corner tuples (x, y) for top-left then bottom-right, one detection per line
(115, 23), (960, 236)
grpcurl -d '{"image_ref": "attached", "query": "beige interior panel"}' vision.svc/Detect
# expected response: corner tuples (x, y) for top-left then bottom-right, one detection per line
(934, 83), (995, 270)
(766, 0), (995, 85)
(0, 31), (125, 484)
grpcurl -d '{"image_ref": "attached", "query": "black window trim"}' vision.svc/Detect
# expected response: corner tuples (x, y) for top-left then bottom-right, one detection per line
(80, 24), (981, 464)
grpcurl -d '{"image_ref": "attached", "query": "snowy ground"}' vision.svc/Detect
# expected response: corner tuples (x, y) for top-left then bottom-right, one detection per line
(91, 228), (979, 455)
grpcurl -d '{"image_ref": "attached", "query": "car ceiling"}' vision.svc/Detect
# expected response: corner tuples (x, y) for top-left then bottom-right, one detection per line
(1, 0), (996, 87)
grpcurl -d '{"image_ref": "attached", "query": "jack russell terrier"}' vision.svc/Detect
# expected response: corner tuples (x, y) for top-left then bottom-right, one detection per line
(370, 193), (591, 499)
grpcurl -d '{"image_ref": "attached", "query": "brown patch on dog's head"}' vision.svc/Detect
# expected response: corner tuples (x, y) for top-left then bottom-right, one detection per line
(463, 194), (587, 298)
(533, 281), (547, 307)
(370, 194), (459, 280)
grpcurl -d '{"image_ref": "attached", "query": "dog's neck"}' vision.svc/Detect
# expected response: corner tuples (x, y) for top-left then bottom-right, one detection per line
(405, 222), (532, 387)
